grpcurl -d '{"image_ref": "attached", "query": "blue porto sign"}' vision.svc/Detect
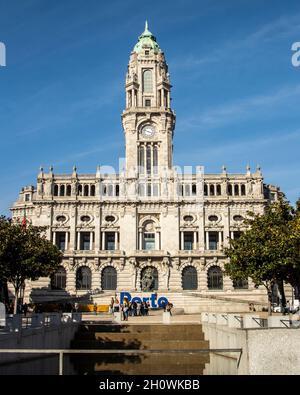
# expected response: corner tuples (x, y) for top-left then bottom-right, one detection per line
(120, 291), (168, 308)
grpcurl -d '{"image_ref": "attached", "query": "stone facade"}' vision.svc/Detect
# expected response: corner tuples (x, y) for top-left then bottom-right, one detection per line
(11, 23), (280, 303)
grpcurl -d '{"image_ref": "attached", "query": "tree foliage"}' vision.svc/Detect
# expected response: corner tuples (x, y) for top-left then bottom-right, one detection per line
(0, 216), (63, 312)
(225, 198), (300, 312)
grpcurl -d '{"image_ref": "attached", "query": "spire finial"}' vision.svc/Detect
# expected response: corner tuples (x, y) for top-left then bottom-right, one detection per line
(145, 20), (148, 31)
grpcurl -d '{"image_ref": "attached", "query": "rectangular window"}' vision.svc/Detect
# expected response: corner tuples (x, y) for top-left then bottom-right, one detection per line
(144, 233), (155, 250)
(105, 232), (115, 250)
(208, 232), (218, 250)
(183, 232), (193, 250)
(184, 184), (191, 197)
(138, 183), (145, 197)
(56, 232), (66, 251)
(153, 183), (159, 197)
(145, 99), (151, 107)
(233, 231), (242, 240)
(25, 194), (30, 202)
(80, 232), (91, 250)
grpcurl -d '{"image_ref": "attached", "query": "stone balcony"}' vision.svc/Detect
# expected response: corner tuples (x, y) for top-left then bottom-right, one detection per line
(133, 249), (169, 258)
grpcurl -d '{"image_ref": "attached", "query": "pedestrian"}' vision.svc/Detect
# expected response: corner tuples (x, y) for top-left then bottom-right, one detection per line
(109, 297), (114, 314)
(94, 302), (98, 315)
(166, 302), (173, 316)
(22, 303), (28, 316)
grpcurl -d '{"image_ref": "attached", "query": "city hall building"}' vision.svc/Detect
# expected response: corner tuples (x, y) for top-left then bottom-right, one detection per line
(12, 23), (280, 307)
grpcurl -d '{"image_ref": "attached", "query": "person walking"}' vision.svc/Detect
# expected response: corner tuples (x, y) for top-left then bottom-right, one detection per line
(93, 302), (98, 315)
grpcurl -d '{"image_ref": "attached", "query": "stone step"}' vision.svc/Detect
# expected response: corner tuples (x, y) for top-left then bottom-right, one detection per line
(78, 324), (204, 335)
(70, 355), (209, 375)
(75, 331), (205, 341)
(71, 339), (209, 350)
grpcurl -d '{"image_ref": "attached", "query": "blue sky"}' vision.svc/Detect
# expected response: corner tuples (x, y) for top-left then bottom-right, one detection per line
(0, 0), (300, 215)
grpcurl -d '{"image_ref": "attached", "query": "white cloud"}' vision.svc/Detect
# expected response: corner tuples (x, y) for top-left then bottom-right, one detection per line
(177, 83), (300, 131)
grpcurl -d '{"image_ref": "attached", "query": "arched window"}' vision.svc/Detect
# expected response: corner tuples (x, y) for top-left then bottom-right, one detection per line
(216, 185), (221, 196)
(204, 184), (208, 196)
(51, 266), (66, 290)
(77, 184), (82, 196)
(84, 185), (89, 196)
(227, 184), (232, 196)
(209, 185), (215, 196)
(101, 266), (117, 290)
(60, 185), (65, 196)
(234, 184), (239, 196)
(233, 278), (248, 289)
(115, 185), (119, 196)
(142, 221), (156, 250)
(141, 266), (158, 291)
(76, 266), (91, 290)
(182, 266), (198, 290)
(54, 184), (59, 196)
(66, 185), (71, 196)
(143, 69), (153, 93)
(207, 266), (223, 290)
(241, 184), (246, 196)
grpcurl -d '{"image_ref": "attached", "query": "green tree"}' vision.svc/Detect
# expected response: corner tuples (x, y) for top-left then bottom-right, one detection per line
(0, 217), (63, 313)
(225, 198), (300, 315)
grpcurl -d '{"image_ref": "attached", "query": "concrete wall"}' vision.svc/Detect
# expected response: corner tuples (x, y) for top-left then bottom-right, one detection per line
(202, 321), (300, 375)
(0, 322), (79, 364)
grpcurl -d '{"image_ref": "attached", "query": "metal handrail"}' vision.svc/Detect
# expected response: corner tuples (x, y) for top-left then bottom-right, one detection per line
(0, 348), (243, 375)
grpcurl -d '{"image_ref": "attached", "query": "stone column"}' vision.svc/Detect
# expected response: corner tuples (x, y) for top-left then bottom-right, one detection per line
(115, 231), (118, 250)
(139, 231), (143, 250)
(198, 206), (205, 252)
(155, 231), (159, 250)
(193, 231), (197, 250)
(223, 208), (230, 248)
(69, 205), (77, 251)
(223, 275), (233, 292)
(65, 232), (68, 251)
(94, 207), (100, 252)
(136, 268), (141, 291)
(102, 231), (105, 251)
(205, 231), (209, 251)
(90, 232), (93, 250)
(66, 265), (76, 294)
(199, 260), (208, 291)
(92, 267), (101, 291)
(77, 232), (80, 251)
(180, 231), (184, 250)
(53, 231), (56, 246)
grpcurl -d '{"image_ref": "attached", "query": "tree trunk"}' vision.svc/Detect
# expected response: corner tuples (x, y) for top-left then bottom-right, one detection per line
(13, 287), (19, 315)
(278, 279), (287, 309)
(267, 283), (273, 316)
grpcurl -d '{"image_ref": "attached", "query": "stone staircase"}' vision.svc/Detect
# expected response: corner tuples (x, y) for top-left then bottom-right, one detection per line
(69, 323), (210, 375)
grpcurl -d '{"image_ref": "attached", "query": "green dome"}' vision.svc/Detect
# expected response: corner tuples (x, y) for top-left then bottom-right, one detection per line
(133, 21), (161, 54)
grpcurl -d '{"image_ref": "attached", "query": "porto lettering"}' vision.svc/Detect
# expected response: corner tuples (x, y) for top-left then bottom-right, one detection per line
(120, 291), (168, 308)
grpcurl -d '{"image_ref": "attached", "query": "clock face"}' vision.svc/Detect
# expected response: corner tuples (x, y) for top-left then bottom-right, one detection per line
(141, 125), (155, 138)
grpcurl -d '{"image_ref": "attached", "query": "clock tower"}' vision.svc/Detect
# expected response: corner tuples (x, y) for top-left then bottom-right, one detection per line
(122, 22), (176, 178)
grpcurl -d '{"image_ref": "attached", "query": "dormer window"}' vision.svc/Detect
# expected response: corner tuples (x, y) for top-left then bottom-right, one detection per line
(145, 99), (151, 107)
(25, 194), (30, 202)
(145, 50), (149, 55)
